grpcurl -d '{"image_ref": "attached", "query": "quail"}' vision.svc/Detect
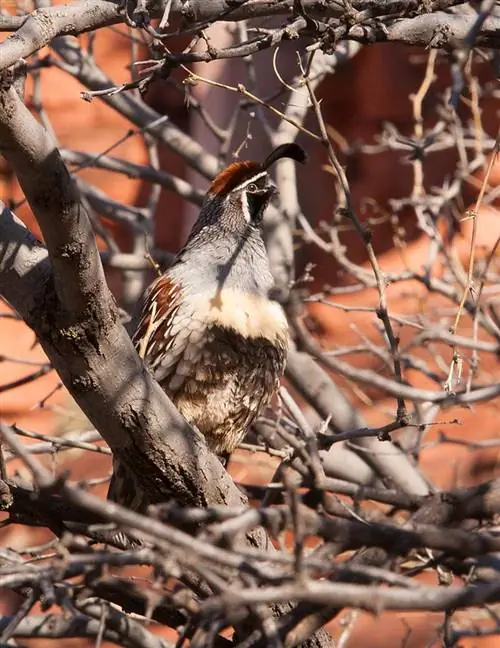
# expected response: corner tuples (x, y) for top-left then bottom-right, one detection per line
(108, 143), (306, 512)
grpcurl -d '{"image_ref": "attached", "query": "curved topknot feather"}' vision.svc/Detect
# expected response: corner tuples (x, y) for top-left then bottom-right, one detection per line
(262, 143), (307, 170)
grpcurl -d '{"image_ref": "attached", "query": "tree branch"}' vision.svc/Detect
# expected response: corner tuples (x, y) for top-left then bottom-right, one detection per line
(0, 1), (499, 76)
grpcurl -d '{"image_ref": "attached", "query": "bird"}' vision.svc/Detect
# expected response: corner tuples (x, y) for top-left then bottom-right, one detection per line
(108, 142), (306, 513)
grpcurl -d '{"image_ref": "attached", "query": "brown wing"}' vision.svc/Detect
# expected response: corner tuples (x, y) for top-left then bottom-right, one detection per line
(132, 274), (184, 381)
(132, 273), (206, 389)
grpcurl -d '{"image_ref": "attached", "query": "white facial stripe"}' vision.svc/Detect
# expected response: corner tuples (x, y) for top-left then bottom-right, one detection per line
(232, 171), (268, 193)
(240, 191), (251, 223)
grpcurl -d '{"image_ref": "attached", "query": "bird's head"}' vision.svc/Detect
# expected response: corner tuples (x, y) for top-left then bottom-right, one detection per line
(176, 143), (307, 295)
(188, 143), (307, 242)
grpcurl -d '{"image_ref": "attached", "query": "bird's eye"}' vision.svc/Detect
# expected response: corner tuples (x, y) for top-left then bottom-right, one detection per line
(247, 183), (257, 193)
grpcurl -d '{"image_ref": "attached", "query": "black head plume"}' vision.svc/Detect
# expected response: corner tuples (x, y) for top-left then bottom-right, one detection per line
(261, 143), (307, 171)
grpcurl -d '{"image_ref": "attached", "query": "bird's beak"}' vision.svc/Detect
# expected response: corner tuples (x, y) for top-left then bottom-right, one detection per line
(262, 182), (278, 198)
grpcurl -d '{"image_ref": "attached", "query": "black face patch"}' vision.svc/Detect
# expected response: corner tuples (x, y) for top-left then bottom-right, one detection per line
(246, 189), (271, 223)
